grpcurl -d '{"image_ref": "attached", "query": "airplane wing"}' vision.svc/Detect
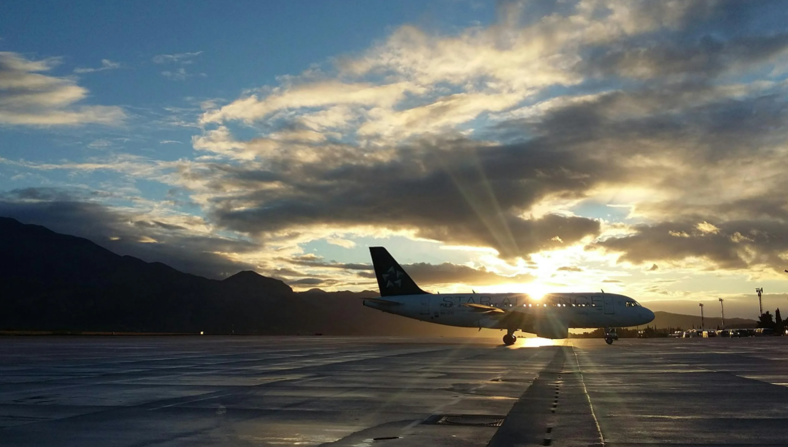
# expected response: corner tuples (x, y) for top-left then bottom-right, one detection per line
(462, 304), (568, 338)
(462, 303), (506, 314)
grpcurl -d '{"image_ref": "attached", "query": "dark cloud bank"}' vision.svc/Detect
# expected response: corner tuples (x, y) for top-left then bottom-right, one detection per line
(0, 193), (257, 279)
(286, 254), (536, 287)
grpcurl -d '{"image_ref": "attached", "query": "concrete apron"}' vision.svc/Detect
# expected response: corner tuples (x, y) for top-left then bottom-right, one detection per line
(488, 346), (603, 447)
(324, 346), (603, 447)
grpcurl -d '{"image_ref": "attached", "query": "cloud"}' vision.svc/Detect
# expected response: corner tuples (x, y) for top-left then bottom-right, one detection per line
(201, 81), (417, 126)
(592, 219), (788, 272)
(199, 134), (602, 259)
(0, 52), (125, 126)
(152, 51), (204, 80)
(161, 67), (205, 81)
(282, 254), (536, 287)
(696, 221), (719, 234)
(199, 2), (788, 143)
(0, 152), (177, 181)
(325, 236), (355, 248)
(286, 255), (372, 272)
(581, 32), (788, 82)
(201, 1), (637, 141)
(404, 262), (536, 287)
(73, 59), (120, 74)
(152, 51), (202, 64)
(289, 277), (336, 286)
(87, 139), (112, 149)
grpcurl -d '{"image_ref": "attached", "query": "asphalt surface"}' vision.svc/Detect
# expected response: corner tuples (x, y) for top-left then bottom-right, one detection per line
(1, 336), (788, 446)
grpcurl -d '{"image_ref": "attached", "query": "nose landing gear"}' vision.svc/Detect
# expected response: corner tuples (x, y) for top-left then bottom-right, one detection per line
(503, 329), (517, 346)
(604, 327), (618, 345)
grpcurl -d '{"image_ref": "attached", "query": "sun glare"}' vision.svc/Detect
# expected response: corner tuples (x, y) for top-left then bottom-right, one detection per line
(526, 284), (550, 300)
(477, 282), (551, 299)
(517, 337), (557, 348)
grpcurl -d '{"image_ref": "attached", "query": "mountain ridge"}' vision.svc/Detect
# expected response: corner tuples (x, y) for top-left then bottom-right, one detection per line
(0, 217), (485, 336)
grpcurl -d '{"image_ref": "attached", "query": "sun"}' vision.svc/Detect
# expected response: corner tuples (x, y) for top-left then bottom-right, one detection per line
(524, 283), (550, 300)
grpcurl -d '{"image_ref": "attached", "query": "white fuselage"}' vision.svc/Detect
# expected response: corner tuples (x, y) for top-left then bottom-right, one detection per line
(363, 292), (655, 338)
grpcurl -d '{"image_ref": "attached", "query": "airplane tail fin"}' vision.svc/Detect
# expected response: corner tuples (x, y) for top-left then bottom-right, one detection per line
(369, 247), (429, 297)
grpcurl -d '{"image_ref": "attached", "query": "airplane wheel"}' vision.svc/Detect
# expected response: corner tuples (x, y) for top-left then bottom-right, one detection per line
(503, 334), (517, 346)
(605, 337), (614, 345)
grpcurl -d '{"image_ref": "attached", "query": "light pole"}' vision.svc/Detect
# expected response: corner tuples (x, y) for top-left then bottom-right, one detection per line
(719, 298), (725, 330)
(756, 287), (764, 316)
(699, 303), (704, 329)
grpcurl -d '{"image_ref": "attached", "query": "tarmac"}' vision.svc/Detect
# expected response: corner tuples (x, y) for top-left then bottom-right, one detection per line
(1, 336), (788, 446)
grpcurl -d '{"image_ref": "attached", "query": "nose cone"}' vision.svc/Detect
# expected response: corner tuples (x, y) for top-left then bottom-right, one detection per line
(642, 307), (655, 325)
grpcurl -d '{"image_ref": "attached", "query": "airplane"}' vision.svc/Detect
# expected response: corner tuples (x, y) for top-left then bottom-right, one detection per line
(363, 247), (655, 345)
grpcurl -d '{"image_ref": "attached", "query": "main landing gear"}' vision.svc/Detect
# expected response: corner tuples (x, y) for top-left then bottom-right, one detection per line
(503, 330), (517, 346)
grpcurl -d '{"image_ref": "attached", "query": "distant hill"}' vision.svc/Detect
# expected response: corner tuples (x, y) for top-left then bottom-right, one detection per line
(0, 217), (288, 333)
(648, 311), (757, 330)
(0, 217), (489, 336)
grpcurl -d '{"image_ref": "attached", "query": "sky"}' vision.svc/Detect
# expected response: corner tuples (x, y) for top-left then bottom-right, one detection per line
(2, 0), (788, 319)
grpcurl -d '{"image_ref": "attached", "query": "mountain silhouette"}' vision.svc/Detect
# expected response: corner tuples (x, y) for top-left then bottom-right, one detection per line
(1, 217), (264, 333)
(0, 217), (489, 336)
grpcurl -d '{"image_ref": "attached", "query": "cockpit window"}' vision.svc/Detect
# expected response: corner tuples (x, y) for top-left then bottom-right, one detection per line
(625, 301), (640, 307)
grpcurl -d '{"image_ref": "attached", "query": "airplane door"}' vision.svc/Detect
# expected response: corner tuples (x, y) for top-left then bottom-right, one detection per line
(420, 296), (431, 316)
(604, 296), (615, 315)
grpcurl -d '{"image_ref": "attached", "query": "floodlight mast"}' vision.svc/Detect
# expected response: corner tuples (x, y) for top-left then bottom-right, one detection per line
(719, 298), (725, 330)
(756, 287), (764, 316)
(699, 303), (704, 329)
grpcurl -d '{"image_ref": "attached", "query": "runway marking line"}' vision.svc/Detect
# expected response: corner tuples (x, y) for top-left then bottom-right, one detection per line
(147, 393), (227, 411)
(572, 345), (605, 447)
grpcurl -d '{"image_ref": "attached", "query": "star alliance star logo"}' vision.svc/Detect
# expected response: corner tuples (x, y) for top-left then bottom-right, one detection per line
(382, 266), (404, 288)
